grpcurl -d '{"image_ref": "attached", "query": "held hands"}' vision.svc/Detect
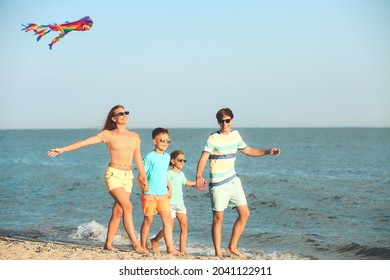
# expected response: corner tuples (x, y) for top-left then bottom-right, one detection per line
(138, 175), (149, 192)
(167, 181), (172, 198)
(196, 177), (207, 191)
(269, 147), (281, 156)
(47, 148), (64, 158)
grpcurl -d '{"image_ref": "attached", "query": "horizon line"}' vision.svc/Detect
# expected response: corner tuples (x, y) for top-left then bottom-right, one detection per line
(1, 126), (389, 130)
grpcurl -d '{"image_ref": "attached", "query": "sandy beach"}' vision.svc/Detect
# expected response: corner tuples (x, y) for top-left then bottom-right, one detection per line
(0, 234), (253, 260)
(2, 234), (387, 280)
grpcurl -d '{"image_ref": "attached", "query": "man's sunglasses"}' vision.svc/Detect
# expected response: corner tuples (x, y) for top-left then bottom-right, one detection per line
(113, 111), (129, 117)
(219, 118), (231, 124)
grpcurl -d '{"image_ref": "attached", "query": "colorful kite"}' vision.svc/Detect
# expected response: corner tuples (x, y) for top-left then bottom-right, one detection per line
(21, 16), (93, 49)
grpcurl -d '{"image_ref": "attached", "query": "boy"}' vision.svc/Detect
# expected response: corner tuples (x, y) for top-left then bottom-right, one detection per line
(138, 127), (180, 255)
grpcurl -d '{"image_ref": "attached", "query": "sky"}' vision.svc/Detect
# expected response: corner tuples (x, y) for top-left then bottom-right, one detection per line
(0, 0), (389, 129)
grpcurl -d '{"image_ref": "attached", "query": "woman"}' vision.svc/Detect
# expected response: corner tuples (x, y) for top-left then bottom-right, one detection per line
(48, 105), (147, 253)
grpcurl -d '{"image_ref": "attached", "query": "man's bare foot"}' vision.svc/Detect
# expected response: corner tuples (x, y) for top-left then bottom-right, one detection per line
(151, 238), (160, 253)
(181, 251), (192, 256)
(226, 247), (247, 259)
(215, 250), (223, 258)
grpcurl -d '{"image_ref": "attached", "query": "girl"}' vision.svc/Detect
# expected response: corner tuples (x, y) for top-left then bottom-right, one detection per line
(151, 150), (199, 255)
(48, 105), (147, 253)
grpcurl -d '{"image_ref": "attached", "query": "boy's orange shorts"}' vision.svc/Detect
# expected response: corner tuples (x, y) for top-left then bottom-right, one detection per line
(140, 194), (170, 216)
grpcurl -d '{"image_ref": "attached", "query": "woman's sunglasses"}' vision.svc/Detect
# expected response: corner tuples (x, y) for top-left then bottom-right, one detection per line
(113, 111), (129, 117)
(176, 158), (187, 163)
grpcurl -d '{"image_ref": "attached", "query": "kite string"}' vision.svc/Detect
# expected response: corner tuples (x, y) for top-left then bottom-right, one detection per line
(169, 139), (198, 173)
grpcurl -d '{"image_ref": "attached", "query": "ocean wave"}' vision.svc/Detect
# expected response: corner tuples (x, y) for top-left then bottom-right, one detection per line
(0, 228), (48, 240)
(68, 221), (131, 246)
(334, 243), (390, 260)
(66, 221), (312, 260)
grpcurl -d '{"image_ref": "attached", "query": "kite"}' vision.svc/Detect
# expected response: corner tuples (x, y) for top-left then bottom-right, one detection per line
(21, 16), (93, 49)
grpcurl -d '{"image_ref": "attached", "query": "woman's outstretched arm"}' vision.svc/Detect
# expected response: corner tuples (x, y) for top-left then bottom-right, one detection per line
(48, 135), (103, 157)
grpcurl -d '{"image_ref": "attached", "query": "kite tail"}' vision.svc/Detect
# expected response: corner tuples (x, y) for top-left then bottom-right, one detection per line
(34, 28), (51, 41)
(22, 23), (51, 41)
(48, 33), (66, 50)
(21, 23), (38, 32)
(21, 23), (45, 32)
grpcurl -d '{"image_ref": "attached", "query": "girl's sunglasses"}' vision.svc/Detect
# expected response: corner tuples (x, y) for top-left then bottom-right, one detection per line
(177, 158), (187, 163)
(113, 111), (129, 117)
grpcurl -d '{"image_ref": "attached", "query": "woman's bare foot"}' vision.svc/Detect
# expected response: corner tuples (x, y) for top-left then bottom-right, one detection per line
(226, 247), (247, 259)
(104, 244), (115, 251)
(151, 238), (160, 253)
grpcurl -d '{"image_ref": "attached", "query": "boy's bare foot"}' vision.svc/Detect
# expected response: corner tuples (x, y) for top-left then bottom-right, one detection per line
(151, 238), (160, 253)
(133, 244), (149, 254)
(142, 244), (155, 254)
(226, 247), (247, 259)
(167, 248), (183, 256)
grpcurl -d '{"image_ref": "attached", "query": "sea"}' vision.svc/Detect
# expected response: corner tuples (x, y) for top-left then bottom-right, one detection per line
(0, 128), (389, 260)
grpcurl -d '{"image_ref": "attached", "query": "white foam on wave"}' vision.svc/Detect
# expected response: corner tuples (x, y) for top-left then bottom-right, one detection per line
(265, 251), (313, 260)
(68, 221), (132, 246)
(186, 243), (310, 260)
(68, 221), (312, 259)
(186, 243), (215, 256)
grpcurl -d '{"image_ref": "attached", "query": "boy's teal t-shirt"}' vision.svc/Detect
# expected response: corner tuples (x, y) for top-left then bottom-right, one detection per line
(143, 151), (170, 195)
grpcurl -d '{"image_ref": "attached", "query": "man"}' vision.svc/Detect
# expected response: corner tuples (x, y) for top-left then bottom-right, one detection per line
(196, 108), (281, 258)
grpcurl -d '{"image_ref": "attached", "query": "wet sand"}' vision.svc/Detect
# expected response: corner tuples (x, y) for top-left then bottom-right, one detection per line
(0, 234), (246, 260)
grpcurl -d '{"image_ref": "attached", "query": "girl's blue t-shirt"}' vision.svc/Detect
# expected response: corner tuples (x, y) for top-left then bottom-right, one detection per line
(167, 170), (187, 206)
